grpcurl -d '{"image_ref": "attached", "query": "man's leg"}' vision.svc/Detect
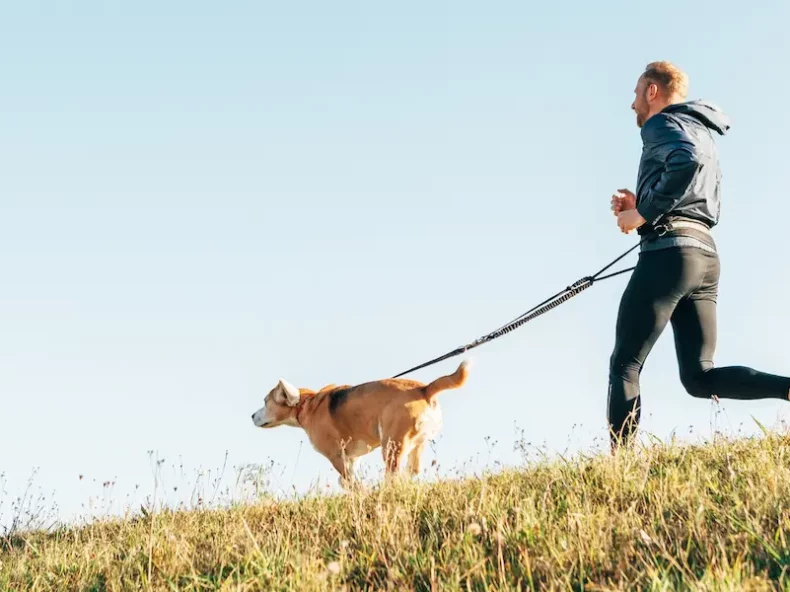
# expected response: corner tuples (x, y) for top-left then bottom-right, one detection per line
(671, 294), (790, 402)
(608, 250), (687, 449)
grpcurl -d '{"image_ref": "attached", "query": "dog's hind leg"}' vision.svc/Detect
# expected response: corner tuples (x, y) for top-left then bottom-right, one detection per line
(381, 437), (404, 475)
(406, 441), (425, 476)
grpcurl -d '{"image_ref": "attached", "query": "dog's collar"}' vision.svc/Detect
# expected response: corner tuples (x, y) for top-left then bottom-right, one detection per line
(295, 397), (309, 426)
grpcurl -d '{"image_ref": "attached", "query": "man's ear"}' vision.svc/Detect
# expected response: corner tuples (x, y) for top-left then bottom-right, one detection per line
(278, 379), (301, 407)
(647, 82), (659, 101)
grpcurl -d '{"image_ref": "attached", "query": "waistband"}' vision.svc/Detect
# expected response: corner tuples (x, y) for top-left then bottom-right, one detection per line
(641, 218), (717, 253)
(646, 218), (712, 235)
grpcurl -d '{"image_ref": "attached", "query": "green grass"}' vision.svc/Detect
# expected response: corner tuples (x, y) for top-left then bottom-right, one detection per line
(3, 432), (790, 591)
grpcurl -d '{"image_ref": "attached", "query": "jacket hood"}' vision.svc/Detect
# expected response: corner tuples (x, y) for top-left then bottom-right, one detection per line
(662, 100), (731, 135)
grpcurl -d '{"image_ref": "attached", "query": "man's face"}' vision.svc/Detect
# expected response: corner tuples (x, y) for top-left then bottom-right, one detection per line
(631, 76), (652, 128)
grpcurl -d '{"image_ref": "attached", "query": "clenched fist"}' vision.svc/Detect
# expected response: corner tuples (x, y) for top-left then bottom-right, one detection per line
(611, 188), (636, 215)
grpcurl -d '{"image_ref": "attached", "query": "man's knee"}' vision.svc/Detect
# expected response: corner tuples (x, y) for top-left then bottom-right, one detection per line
(609, 352), (642, 383)
(609, 354), (642, 412)
(680, 370), (713, 399)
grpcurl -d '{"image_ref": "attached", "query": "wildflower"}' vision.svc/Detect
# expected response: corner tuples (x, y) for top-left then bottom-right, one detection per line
(327, 561), (341, 575)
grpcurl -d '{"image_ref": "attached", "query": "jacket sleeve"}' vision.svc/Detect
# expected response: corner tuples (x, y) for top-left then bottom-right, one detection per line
(636, 115), (700, 226)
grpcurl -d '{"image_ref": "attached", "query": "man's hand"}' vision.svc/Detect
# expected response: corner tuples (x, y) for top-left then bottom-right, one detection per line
(617, 209), (646, 234)
(611, 189), (636, 215)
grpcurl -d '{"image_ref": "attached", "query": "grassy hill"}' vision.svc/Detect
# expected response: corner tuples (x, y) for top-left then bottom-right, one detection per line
(2, 431), (790, 591)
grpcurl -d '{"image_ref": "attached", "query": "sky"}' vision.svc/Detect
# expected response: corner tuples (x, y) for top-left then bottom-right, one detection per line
(1, 0), (789, 526)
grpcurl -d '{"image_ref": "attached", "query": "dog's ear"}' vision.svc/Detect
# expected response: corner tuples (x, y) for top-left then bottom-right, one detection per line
(277, 379), (301, 407)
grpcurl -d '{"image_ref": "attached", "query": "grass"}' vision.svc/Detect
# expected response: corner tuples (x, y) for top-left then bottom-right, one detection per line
(2, 430), (790, 591)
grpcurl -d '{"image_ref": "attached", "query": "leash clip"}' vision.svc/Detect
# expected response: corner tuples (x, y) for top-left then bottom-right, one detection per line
(653, 222), (672, 237)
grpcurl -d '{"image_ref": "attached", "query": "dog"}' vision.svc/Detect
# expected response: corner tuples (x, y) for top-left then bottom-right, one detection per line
(251, 360), (470, 486)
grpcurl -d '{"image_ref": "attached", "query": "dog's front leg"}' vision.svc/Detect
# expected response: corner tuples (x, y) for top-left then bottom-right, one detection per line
(329, 453), (357, 490)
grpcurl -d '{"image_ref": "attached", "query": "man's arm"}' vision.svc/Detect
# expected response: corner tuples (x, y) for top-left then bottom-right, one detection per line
(636, 116), (700, 226)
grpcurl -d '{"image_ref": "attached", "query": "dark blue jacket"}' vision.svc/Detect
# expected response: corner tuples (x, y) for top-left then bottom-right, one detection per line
(635, 100), (731, 233)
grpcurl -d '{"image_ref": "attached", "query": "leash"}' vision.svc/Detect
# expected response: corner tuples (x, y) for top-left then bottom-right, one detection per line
(391, 235), (651, 379)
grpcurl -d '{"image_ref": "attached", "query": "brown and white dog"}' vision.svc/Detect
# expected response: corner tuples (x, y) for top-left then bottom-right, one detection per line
(251, 360), (470, 486)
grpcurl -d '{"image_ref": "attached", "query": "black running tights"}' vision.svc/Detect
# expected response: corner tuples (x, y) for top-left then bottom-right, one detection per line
(607, 246), (790, 448)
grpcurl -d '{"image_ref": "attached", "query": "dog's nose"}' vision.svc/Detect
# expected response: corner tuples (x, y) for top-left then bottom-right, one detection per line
(251, 413), (256, 420)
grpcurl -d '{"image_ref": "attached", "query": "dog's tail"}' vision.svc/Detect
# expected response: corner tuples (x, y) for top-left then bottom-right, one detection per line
(423, 360), (471, 402)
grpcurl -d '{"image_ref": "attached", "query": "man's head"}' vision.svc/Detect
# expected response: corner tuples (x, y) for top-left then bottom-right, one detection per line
(631, 61), (689, 127)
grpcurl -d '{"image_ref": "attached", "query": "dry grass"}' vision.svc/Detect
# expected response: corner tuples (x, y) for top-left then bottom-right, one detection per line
(2, 431), (790, 591)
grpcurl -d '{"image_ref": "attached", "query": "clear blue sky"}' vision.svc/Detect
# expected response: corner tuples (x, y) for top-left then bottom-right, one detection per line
(2, 0), (788, 524)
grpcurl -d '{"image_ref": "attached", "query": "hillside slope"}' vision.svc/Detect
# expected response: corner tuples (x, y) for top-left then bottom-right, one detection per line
(2, 433), (790, 591)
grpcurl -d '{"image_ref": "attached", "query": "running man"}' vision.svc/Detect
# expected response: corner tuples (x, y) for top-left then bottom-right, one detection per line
(607, 61), (790, 449)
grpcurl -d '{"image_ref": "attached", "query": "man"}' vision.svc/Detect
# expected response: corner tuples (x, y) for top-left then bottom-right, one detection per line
(607, 61), (790, 449)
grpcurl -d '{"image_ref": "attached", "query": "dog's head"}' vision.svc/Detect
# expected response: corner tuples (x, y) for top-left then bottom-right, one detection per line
(251, 379), (302, 428)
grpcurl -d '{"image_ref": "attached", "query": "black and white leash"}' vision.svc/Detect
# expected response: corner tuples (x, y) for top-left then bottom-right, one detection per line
(391, 233), (656, 379)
